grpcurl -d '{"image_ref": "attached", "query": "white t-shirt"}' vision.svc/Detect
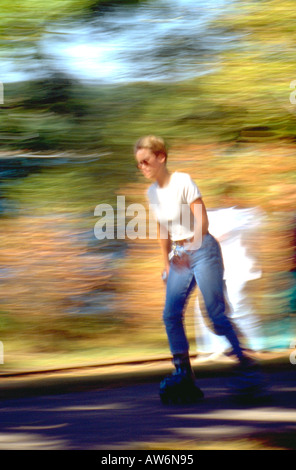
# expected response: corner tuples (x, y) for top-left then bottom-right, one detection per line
(147, 171), (202, 241)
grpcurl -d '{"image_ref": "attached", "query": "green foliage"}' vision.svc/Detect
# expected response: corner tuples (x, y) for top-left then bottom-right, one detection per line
(2, 0), (296, 153)
(206, 0), (296, 136)
(0, 0), (89, 47)
(0, 0), (149, 53)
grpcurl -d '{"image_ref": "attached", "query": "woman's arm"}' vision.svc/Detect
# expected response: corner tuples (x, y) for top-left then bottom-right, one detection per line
(186, 197), (209, 251)
(157, 221), (171, 276)
(191, 197), (209, 236)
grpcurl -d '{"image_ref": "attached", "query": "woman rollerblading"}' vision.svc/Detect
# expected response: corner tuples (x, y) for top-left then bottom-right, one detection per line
(134, 135), (266, 404)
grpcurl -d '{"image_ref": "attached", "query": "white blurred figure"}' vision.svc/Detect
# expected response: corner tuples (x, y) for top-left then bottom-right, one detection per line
(195, 207), (265, 362)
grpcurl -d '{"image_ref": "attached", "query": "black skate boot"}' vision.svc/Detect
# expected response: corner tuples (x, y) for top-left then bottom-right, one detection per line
(159, 354), (204, 405)
(229, 356), (269, 404)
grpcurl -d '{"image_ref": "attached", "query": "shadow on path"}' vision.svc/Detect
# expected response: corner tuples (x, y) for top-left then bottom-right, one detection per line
(0, 369), (295, 450)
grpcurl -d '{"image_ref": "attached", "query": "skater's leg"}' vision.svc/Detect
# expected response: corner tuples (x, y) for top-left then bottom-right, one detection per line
(163, 262), (196, 356)
(191, 234), (268, 400)
(192, 234), (245, 362)
(172, 352), (195, 380)
(160, 263), (204, 404)
(194, 294), (229, 355)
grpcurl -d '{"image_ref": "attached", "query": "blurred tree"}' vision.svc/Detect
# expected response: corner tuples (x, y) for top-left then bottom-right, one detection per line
(202, 0), (296, 141)
(0, 0), (144, 75)
(0, 0), (92, 47)
(22, 70), (83, 115)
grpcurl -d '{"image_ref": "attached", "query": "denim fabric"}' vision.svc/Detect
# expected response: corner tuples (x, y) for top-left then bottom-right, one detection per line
(163, 233), (243, 359)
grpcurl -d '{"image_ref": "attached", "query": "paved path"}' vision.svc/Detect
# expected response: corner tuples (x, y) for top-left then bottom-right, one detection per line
(0, 367), (295, 450)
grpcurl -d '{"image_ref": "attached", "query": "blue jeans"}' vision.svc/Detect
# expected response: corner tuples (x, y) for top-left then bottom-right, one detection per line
(163, 233), (243, 359)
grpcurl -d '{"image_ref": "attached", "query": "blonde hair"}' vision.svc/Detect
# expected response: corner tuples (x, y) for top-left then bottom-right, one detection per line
(134, 135), (168, 161)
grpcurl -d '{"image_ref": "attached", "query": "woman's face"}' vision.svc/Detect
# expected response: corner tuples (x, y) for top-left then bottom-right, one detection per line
(135, 148), (165, 180)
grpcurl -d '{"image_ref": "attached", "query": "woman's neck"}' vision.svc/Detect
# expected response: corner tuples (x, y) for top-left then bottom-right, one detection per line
(156, 168), (172, 188)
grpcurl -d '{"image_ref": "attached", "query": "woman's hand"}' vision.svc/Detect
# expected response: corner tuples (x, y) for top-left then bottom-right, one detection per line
(171, 253), (190, 270)
(162, 264), (170, 283)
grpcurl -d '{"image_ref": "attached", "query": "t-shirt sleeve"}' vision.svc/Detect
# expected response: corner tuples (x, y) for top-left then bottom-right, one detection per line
(147, 185), (155, 204)
(182, 174), (202, 204)
(147, 185), (158, 217)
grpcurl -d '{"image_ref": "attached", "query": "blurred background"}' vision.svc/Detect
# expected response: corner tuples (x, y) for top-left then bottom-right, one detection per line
(0, 0), (295, 371)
